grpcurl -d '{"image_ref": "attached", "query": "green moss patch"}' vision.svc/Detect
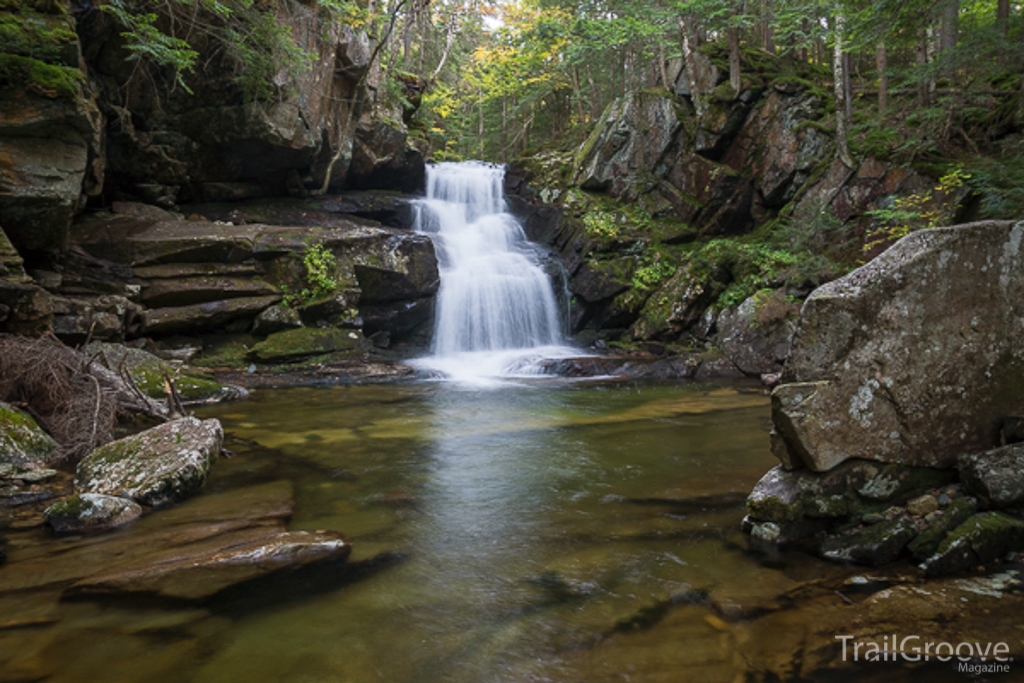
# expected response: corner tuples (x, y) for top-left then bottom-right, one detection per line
(248, 326), (367, 364)
(0, 53), (81, 97)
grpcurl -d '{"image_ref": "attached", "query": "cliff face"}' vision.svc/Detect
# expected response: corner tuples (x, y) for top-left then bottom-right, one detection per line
(0, 0), (424, 257)
(507, 51), (947, 376)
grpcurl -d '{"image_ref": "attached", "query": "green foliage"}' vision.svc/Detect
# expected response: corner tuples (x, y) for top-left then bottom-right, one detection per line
(582, 209), (622, 240)
(0, 6), (77, 64)
(864, 166), (970, 252)
(102, 0), (317, 101)
(967, 152), (1024, 220)
(631, 249), (675, 292)
(283, 244), (340, 306)
(0, 53), (81, 97)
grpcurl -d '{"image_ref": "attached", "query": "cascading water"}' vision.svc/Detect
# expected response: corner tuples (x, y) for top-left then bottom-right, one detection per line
(412, 161), (577, 382)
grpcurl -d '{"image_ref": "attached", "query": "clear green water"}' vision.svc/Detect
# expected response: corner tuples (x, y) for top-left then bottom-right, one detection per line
(2, 379), (987, 682)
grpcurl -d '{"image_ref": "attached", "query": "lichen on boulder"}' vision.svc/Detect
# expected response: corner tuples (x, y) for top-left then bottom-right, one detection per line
(45, 493), (142, 533)
(75, 417), (223, 507)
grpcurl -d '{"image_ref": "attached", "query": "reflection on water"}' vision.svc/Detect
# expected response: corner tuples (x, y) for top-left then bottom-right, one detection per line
(1, 380), (999, 683)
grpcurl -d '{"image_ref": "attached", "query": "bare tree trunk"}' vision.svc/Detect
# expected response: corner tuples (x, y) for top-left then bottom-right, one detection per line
(728, 25), (742, 95)
(938, 0), (958, 79)
(763, 0), (776, 54)
(427, 9), (459, 87)
(679, 15), (707, 115)
(876, 40), (888, 115)
(585, 63), (599, 119)
(833, 13), (855, 168)
(998, 0), (1011, 65)
(916, 29), (930, 106)
(658, 40), (670, 91)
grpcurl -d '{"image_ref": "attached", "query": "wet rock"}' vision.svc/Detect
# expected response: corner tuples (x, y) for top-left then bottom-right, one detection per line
(51, 294), (143, 343)
(45, 493), (143, 533)
(921, 512), (1024, 576)
(0, 402), (60, 468)
(69, 527), (350, 601)
(959, 444), (1024, 509)
(907, 496), (978, 561)
(747, 460), (954, 526)
(716, 290), (798, 376)
(772, 220), (1024, 472)
(0, 464), (58, 483)
(820, 517), (917, 565)
(76, 417), (223, 507)
(247, 326), (368, 364)
(0, 281), (54, 336)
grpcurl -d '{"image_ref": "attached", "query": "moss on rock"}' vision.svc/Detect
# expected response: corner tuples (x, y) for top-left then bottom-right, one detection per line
(247, 326), (368, 364)
(0, 401), (60, 467)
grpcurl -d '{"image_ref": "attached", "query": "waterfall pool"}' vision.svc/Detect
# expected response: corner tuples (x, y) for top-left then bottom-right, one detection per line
(1, 379), (1012, 682)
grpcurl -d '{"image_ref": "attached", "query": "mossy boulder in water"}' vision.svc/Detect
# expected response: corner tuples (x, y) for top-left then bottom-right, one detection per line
(819, 517), (917, 565)
(76, 417), (223, 507)
(0, 401), (60, 468)
(45, 493), (142, 533)
(920, 511), (1024, 576)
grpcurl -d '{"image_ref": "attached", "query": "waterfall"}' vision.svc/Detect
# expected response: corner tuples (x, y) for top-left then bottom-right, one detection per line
(413, 161), (575, 381)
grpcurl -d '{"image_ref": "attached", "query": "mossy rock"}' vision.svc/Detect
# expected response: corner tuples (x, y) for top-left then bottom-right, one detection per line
(45, 493), (143, 534)
(907, 496), (978, 561)
(820, 517), (917, 565)
(85, 343), (225, 403)
(921, 511), (1024, 576)
(76, 417), (223, 508)
(247, 326), (368, 364)
(0, 401), (60, 467)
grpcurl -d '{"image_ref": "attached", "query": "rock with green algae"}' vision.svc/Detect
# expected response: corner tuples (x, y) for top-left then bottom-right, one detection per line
(247, 326), (368, 364)
(44, 493), (142, 533)
(84, 342), (237, 403)
(907, 496), (978, 561)
(819, 517), (917, 565)
(920, 511), (1024, 577)
(746, 460), (955, 526)
(959, 444), (1024, 509)
(75, 417), (223, 508)
(0, 401), (60, 468)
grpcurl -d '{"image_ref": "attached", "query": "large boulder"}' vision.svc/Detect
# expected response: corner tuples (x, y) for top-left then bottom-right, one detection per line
(76, 417), (223, 507)
(716, 290), (799, 376)
(772, 221), (1024, 472)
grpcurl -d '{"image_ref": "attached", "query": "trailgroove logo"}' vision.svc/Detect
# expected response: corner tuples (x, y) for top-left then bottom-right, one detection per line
(836, 634), (1013, 673)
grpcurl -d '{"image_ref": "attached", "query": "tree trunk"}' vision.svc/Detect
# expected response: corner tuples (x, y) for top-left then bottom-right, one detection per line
(658, 40), (670, 91)
(938, 0), (958, 79)
(763, 0), (776, 54)
(728, 25), (742, 95)
(679, 15), (707, 115)
(876, 40), (888, 116)
(833, 13), (855, 168)
(997, 0), (1011, 65)
(916, 29), (930, 106)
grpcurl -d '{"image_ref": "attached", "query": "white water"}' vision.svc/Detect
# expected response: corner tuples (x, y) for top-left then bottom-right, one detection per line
(412, 161), (577, 383)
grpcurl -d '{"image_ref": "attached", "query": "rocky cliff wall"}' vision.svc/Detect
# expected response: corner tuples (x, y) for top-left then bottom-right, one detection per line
(0, 0), (425, 258)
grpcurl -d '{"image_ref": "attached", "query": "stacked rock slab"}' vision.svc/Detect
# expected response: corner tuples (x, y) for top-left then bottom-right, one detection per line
(745, 221), (1024, 574)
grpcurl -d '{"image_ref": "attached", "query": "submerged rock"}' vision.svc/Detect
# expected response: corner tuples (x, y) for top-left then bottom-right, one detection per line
(68, 527), (350, 600)
(76, 417), (223, 507)
(772, 221), (1024, 472)
(45, 493), (143, 533)
(0, 401), (60, 468)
